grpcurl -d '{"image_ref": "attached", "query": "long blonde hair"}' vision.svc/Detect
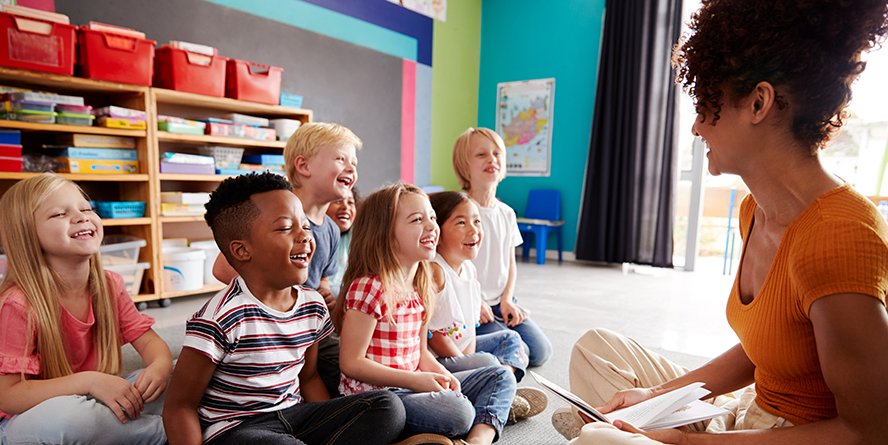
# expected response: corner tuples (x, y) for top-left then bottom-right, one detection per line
(0, 174), (122, 379)
(332, 183), (436, 331)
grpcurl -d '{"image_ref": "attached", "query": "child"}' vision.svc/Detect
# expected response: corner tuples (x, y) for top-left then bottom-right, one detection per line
(163, 172), (403, 445)
(452, 127), (553, 367)
(213, 122), (360, 398)
(326, 187), (360, 297)
(333, 183), (516, 445)
(427, 191), (547, 424)
(0, 173), (171, 445)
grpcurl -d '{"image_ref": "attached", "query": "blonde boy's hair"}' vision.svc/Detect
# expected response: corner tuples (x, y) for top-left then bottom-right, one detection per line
(452, 127), (507, 191)
(0, 174), (122, 379)
(284, 122), (362, 188)
(332, 183), (436, 331)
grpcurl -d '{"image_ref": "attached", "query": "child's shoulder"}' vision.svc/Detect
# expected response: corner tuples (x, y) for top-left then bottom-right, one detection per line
(0, 285), (29, 313)
(295, 285), (326, 307)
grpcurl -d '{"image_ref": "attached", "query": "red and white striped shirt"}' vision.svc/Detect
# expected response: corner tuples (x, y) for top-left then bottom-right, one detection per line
(339, 275), (425, 395)
(184, 277), (333, 443)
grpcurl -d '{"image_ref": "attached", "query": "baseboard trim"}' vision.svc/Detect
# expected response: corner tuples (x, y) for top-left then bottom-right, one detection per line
(518, 248), (577, 262)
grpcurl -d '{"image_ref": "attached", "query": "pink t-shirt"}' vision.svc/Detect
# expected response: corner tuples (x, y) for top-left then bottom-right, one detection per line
(0, 271), (154, 419)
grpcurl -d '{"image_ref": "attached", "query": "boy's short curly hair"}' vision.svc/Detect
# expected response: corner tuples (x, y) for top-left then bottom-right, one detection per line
(672, 0), (888, 152)
(204, 172), (293, 264)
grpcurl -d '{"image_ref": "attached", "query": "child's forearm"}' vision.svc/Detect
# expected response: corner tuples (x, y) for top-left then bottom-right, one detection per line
(132, 329), (173, 373)
(0, 372), (94, 415)
(341, 355), (426, 389)
(499, 247), (518, 305)
(163, 405), (204, 445)
(428, 331), (464, 357)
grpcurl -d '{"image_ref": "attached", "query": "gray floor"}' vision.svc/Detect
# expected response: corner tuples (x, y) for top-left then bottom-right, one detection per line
(142, 256), (742, 444)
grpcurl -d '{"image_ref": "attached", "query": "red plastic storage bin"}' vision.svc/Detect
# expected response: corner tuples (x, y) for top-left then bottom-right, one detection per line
(225, 59), (283, 105)
(77, 28), (156, 86)
(0, 143), (22, 172)
(154, 46), (228, 97)
(0, 11), (76, 75)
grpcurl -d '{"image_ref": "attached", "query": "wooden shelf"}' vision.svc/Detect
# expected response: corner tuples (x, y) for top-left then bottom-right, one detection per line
(153, 88), (312, 121)
(162, 283), (226, 299)
(0, 66), (148, 95)
(158, 173), (234, 182)
(157, 131), (285, 148)
(0, 120), (147, 136)
(0, 172), (150, 181)
(161, 215), (207, 223)
(102, 217), (152, 226)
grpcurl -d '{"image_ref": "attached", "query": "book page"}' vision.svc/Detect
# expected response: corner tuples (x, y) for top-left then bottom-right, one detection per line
(607, 382), (708, 428)
(644, 400), (730, 430)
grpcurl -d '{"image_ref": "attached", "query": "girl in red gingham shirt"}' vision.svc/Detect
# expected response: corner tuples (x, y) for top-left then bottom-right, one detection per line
(333, 183), (517, 445)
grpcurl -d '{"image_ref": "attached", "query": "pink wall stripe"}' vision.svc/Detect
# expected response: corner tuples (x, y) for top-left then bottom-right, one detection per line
(401, 59), (416, 184)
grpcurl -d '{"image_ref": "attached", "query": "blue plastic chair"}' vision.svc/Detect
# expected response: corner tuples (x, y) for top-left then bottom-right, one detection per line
(517, 189), (564, 264)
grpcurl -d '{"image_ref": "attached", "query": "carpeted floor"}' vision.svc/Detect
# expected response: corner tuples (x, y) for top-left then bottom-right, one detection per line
(124, 324), (712, 445)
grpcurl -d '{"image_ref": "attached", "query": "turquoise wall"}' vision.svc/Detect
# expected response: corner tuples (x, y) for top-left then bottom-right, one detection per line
(478, 0), (605, 254)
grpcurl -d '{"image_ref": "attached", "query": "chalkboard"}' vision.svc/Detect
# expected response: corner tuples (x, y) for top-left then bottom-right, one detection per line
(57, 0), (403, 190)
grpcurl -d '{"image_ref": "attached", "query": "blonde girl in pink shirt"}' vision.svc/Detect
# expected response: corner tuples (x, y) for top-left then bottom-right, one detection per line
(0, 174), (172, 445)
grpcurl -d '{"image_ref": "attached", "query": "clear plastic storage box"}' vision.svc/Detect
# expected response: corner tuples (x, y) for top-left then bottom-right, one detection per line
(99, 235), (146, 267)
(104, 262), (149, 296)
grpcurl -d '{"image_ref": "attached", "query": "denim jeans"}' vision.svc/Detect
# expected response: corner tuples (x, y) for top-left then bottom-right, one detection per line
(210, 390), (404, 445)
(476, 303), (553, 366)
(395, 362), (516, 442)
(0, 370), (165, 445)
(437, 331), (528, 382)
(316, 332), (342, 398)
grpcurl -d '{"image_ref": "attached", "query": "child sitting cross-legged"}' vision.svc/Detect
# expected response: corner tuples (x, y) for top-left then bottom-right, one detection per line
(162, 172), (404, 445)
(0, 173), (172, 445)
(333, 183), (517, 445)
(427, 191), (547, 425)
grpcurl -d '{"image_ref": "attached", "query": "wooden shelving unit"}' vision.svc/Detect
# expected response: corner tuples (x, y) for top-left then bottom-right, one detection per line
(0, 67), (313, 307)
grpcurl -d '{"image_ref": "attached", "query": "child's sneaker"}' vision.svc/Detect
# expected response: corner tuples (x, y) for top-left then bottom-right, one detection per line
(551, 406), (582, 440)
(508, 387), (549, 424)
(508, 395), (531, 424)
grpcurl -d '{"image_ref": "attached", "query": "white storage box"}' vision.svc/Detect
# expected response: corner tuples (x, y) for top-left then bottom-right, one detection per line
(162, 246), (206, 292)
(189, 239), (222, 285)
(270, 118), (301, 141)
(104, 262), (150, 296)
(100, 235), (146, 267)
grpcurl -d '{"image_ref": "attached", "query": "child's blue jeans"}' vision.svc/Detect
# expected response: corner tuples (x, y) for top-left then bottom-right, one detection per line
(395, 358), (516, 442)
(0, 369), (165, 445)
(476, 303), (553, 366)
(437, 331), (529, 382)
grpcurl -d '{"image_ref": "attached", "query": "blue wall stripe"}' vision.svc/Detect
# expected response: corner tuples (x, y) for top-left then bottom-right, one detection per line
(204, 0), (418, 62)
(414, 63), (433, 186)
(299, 0), (433, 66)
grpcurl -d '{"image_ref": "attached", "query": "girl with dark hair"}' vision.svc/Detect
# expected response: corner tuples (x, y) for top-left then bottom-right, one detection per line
(553, 1), (888, 443)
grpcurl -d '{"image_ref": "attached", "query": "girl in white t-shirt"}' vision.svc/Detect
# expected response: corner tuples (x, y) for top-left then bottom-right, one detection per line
(428, 191), (547, 424)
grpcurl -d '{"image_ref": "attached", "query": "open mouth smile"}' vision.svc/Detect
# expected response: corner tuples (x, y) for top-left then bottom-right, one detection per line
(71, 230), (95, 240)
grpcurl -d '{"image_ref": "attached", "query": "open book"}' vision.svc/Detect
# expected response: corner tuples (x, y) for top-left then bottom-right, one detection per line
(531, 371), (729, 431)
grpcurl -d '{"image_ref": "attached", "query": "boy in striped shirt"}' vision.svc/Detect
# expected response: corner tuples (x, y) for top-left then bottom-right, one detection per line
(163, 173), (404, 445)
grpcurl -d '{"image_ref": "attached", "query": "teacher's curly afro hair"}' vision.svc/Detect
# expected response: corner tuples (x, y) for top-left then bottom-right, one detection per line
(672, 0), (888, 153)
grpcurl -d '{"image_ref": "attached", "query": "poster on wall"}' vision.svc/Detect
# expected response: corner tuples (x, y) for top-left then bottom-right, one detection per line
(495, 78), (555, 177)
(387, 0), (447, 22)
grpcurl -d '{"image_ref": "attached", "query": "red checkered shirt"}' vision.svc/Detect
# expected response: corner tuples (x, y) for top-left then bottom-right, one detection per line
(339, 275), (425, 395)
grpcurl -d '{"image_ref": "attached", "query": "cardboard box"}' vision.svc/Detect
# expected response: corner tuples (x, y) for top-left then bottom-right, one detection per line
(159, 162), (214, 175)
(56, 134), (135, 148)
(160, 192), (210, 205)
(56, 158), (139, 174)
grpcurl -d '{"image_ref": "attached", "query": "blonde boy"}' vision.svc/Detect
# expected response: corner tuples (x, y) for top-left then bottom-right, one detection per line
(213, 122), (361, 398)
(452, 127), (552, 366)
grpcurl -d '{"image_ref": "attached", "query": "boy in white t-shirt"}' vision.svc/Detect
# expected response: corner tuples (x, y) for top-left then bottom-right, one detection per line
(451, 127), (553, 367)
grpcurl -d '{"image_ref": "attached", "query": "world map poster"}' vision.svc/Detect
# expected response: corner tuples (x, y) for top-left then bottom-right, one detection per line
(495, 78), (555, 176)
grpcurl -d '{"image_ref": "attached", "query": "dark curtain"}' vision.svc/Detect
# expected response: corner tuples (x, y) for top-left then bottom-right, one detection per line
(575, 0), (682, 267)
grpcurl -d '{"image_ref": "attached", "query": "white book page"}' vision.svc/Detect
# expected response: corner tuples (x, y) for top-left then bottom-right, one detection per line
(644, 400), (730, 431)
(607, 382), (708, 428)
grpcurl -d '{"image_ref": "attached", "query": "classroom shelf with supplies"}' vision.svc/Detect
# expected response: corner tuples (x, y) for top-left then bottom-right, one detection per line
(0, 67), (312, 309)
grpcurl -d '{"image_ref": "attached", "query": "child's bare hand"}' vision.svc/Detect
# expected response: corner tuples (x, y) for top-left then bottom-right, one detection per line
(87, 372), (144, 423)
(318, 287), (336, 306)
(500, 300), (526, 327)
(479, 301), (494, 324)
(134, 363), (170, 404)
(410, 372), (454, 393)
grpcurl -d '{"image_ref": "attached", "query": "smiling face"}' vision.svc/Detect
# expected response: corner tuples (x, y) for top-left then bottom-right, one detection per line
(467, 133), (506, 189)
(393, 193), (439, 268)
(692, 101), (749, 177)
(34, 183), (103, 266)
(306, 142), (358, 202)
(247, 190), (315, 289)
(326, 189), (357, 233)
(437, 199), (483, 267)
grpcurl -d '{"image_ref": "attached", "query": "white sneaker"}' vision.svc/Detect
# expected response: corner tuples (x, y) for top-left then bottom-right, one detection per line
(551, 406), (582, 440)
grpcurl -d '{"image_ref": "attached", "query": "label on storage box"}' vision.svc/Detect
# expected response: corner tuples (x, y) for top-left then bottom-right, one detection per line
(96, 117), (147, 130)
(57, 134), (135, 148)
(56, 158), (139, 174)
